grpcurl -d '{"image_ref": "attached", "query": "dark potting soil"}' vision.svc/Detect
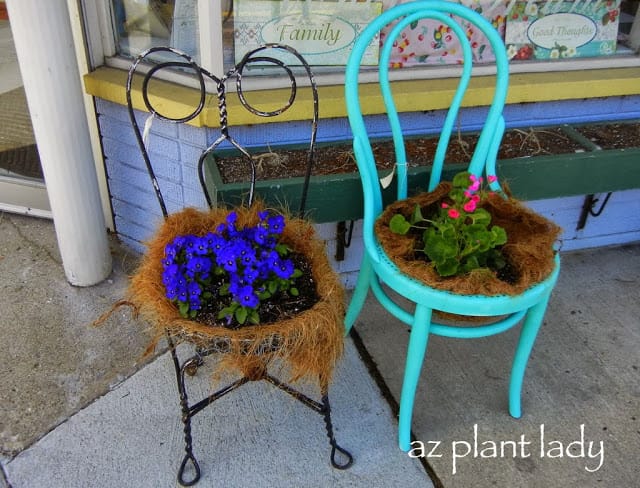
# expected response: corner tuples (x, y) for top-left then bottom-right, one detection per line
(217, 127), (587, 184)
(577, 122), (640, 150)
(195, 252), (320, 329)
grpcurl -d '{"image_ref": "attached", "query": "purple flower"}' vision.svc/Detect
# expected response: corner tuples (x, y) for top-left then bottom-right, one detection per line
(238, 245), (257, 267)
(266, 215), (285, 235)
(234, 285), (259, 308)
(274, 258), (294, 279)
(218, 248), (238, 273)
(160, 210), (297, 324)
(194, 236), (210, 255)
(253, 226), (270, 245)
(243, 266), (259, 284)
(186, 256), (211, 278)
(188, 281), (201, 301)
(226, 211), (238, 226)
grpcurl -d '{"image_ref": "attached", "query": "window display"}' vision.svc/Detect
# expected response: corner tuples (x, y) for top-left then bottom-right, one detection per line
(107, 0), (638, 73)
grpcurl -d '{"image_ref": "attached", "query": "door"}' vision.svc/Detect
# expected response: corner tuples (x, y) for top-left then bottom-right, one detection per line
(0, 4), (51, 218)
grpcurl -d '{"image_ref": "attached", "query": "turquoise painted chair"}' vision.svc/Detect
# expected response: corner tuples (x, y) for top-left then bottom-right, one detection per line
(344, 1), (561, 452)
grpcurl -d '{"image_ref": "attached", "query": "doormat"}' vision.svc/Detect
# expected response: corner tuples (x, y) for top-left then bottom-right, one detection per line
(0, 144), (43, 179)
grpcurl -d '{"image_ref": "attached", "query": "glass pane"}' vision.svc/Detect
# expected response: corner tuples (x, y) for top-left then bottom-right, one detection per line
(111, 0), (199, 61)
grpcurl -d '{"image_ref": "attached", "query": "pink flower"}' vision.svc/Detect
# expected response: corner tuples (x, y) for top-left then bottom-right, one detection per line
(468, 181), (480, 192)
(471, 194), (480, 203)
(441, 202), (449, 208)
(463, 200), (477, 212)
(487, 175), (497, 183)
(448, 209), (460, 219)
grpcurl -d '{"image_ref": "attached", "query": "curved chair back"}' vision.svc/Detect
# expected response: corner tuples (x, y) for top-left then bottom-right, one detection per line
(126, 44), (318, 220)
(345, 0), (509, 232)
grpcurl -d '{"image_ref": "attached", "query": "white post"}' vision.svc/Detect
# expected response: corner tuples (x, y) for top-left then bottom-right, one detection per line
(6, 0), (112, 286)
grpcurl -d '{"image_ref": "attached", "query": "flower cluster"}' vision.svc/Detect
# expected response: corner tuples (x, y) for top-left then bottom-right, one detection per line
(161, 210), (301, 326)
(389, 171), (508, 277)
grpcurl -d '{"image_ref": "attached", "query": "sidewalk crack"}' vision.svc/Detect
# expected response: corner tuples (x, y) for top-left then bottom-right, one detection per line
(1, 213), (62, 266)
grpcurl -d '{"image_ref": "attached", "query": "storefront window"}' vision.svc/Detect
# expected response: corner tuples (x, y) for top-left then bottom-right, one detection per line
(103, 0), (638, 76)
(111, 0), (200, 61)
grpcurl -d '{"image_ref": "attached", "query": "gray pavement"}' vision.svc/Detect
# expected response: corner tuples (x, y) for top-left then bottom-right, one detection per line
(0, 213), (430, 488)
(1, 211), (639, 488)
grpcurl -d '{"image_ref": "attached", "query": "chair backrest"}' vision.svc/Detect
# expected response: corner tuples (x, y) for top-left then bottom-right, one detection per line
(345, 0), (509, 226)
(126, 44), (318, 219)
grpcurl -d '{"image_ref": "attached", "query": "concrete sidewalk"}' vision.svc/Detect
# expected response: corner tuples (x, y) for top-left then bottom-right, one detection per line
(1, 212), (639, 487)
(0, 213), (430, 488)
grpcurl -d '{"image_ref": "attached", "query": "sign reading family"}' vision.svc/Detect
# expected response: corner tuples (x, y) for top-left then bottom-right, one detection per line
(234, 0), (382, 65)
(505, 0), (621, 60)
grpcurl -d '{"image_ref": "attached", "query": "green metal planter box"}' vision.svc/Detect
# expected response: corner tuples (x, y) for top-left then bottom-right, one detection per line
(204, 122), (640, 223)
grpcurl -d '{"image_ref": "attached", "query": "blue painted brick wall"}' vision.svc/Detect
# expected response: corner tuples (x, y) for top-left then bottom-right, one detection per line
(96, 95), (640, 263)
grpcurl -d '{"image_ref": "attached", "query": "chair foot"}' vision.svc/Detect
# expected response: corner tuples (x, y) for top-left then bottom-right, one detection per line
(178, 451), (201, 487)
(321, 395), (354, 469)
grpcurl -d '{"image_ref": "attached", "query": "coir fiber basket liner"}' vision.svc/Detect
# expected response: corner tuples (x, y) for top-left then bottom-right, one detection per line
(375, 182), (562, 297)
(128, 206), (345, 386)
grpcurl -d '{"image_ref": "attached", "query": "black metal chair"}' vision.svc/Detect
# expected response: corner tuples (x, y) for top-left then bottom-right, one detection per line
(125, 44), (352, 486)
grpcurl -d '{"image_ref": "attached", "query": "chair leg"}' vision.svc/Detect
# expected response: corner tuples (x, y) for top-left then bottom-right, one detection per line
(398, 304), (432, 452)
(166, 334), (201, 486)
(344, 255), (373, 335)
(508, 295), (551, 419)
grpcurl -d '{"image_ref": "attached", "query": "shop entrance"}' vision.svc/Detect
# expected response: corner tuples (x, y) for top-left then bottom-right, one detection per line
(0, 4), (51, 217)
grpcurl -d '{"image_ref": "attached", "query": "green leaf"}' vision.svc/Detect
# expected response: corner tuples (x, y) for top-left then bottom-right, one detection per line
(235, 307), (248, 325)
(440, 224), (456, 241)
(424, 232), (458, 263)
(410, 204), (424, 225)
(292, 268), (303, 279)
(219, 282), (230, 296)
(462, 255), (480, 273)
(389, 214), (411, 235)
(470, 208), (491, 226)
(452, 171), (472, 189)
(465, 224), (492, 252)
(448, 188), (465, 204)
(177, 301), (190, 318)
(289, 287), (299, 296)
(258, 290), (272, 300)
(248, 310), (260, 325)
(217, 305), (235, 320)
(491, 225), (507, 246)
(435, 257), (459, 276)
(275, 243), (290, 256)
(268, 280), (278, 294)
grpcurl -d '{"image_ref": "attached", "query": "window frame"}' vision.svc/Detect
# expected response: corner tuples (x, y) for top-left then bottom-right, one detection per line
(82, 0), (640, 92)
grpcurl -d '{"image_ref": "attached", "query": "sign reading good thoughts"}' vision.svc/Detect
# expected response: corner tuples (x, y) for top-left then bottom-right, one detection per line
(505, 0), (621, 60)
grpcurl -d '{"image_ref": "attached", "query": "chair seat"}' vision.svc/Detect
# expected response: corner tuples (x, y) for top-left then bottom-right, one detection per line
(370, 238), (561, 318)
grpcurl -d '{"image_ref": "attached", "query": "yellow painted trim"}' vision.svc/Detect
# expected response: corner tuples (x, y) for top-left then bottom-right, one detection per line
(84, 66), (640, 128)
